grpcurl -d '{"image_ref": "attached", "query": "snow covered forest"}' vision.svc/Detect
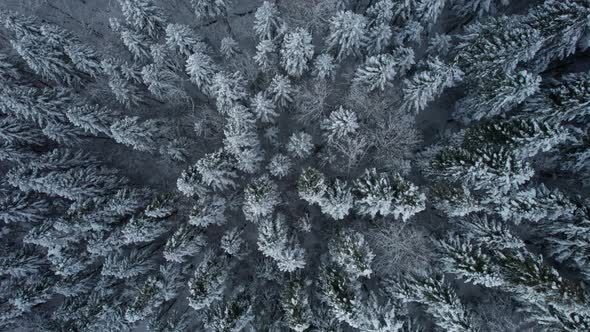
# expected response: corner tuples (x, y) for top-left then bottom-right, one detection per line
(1, 0), (590, 330)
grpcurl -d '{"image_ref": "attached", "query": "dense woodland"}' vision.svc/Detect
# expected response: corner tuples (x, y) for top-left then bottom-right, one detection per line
(0, 0), (590, 331)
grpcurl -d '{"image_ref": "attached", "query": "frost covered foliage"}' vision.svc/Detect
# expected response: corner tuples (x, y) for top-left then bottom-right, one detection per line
(0, 0), (589, 331)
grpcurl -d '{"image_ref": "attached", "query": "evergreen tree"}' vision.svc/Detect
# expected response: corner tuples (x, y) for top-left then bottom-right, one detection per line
(298, 167), (327, 205)
(0, 193), (49, 224)
(326, 11), (368, 60)
(287, 131), (314, 159)
(281, 278), (312, 332)
(319, 178), (354, 220)
(402, 58), (463, 113)
(454, 70), (541, 123)
(329, 229), (375, 279)
(257, 213), (306, 272)
(186, 51), (218, 94)
(387, 274), (477, 332)
(189, 194), (228, 228)
(268, 153), (292, 179)
(166, 23), (203, 56)
(269, 74), (295, 108)
(192, 0), (229, 20)
(211, 71), (248, 112)
(163, 224), (207, 263)
(195, 150), (239, 191)
(321, 106), (359, 143)
(187, 250), (232, 311)
(313, 53), (337, 81)
(110, 116), (160, 152)
(117, 0), (166, 39)
(204, 289), (255, 331)
(243, 175), (280, 222)
(281, 28), (314, 78)
(253, 1), (284, 41)
(66, 104), (115, 136)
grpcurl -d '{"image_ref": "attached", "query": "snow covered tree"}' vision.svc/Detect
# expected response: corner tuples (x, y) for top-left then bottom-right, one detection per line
(191, 0), (229, 20)
(453, 16), (542, 77)
(268, 153), (292, 179)
(186, 51), (218, 94)
(254, 38), (278, 72)
(524, 0), (590, 71)
(211, 71), (248, 112)
(102, 249), (153, 279)
(189, 195), (227, 228)
(454, 70), (541, 123)
(187, 250), (232, 311)
(462, 118), (571, 160)
(387, 274), (477, 332)
(166, 23), (204, 56)
(429, 147), (534, 198)
(66, 104), (114, 136)
(117, 0), (166, 38)
(253, 1), (284, 41)
(195, 150), (238, 191)
(402, 57), (463, 113)
(326, 11), (368, 59)
(287, 131), (314, 159)
(354, 168), (426, 221)
(313, 53), (337, 81)
(121, 213), (168, 244)
(298, 167), (327, 205)
(110, 116), (160, 152)
(220, 227), (245, 257)
(319, 178), (354, 220)
(243, 175), (280, 222)
(321, 106), (359, 143)
(280, 28), (314, 77)
(257, 213), (306, 272)
(268, 74), (295, 108)
(204, 289), (254, 332)
(281, 278), (312, 332)
(354, 55), (395, 92)
(329, 229), (375, 279)
(163, 224), (207, 262)
(0, 193), (49, 224)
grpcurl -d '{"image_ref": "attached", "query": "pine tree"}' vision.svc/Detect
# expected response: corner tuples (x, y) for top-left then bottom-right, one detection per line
(453, 16), (542, 77)
(281, 28), (314, 78)
(124, 277), (165, 323)
(287, 131), (314, 159)
(212, 71), (248, 112)
(110, 116), (160, 152)
(329, 229), (375, 279)
(402, 57), (463, 113)
(220, 227), (245, 257)
(117, 0), (166, 39)
(281, 278), (312, 332)
(204, 289), (255, 331)
(352, 49), (415, 92)
(524, 0), (590, 71)
(268, 153), (292, 179)
(66, 105), (115, 136)
(192, 0), (229, 20)
(326, 11), (368, 59)
(254, 38), (278, 72)
(454, 70), (541, 123)
(121, 214), (168, 244)
(189, 194), (227, 227)
(110, 18), (152, 60)
(0, 118), (45, 146)
(298, 167), (327, 205)
(313, 53), (337, 81)
(0, 193), (49, 224)
(253, 1), (284, 41)
(462, 118), (572, 160)
(269, 74), (295, 108)
(319, 178), (354, 220)
(257, 213), (306, 272)
(321, 106), (359, 143)
(387, 274), (477, 332)
(102, 249), (153, 279)
(166, 23), (203, 56)
(186, 51), (218, 94)
(429, 147), (534, 197)
(243, 175), (280, 222)
(163, 224), (207, 262)
(187, 250), (232, 311)
(195, 150), (239, 191)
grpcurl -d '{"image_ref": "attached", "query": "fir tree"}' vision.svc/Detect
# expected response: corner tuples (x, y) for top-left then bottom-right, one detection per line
(281, 28), (314, 78)
(253, 1), (284, 41)
(329, 229), (375, 279)
(243, 175), (280, 222)
(192, 0), (229, 20)
(287, 131), (314, 159)
(189, 194), (227, 228)
(320, 106), (359, 143)
(256, 213), (306, 272)
(327, 11), (368, 60)
(187, 250), (232, 311)
(163, 224), (207, 263)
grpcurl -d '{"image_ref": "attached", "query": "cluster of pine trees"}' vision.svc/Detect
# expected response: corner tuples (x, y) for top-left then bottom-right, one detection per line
(0, 0), (589, 330)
